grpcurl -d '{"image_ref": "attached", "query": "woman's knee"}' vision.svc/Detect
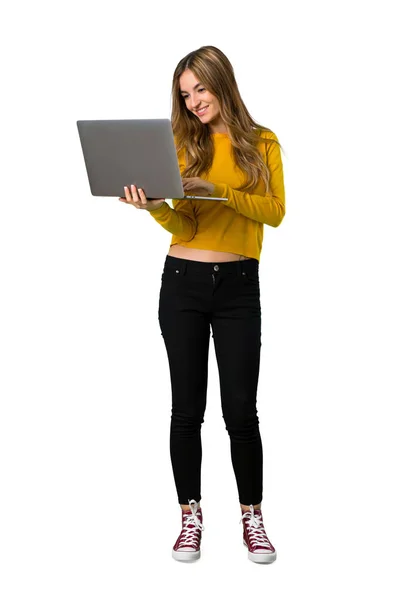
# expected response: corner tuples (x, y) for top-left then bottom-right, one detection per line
(171, 409), (205, 433)
(222, 411), (260, 440)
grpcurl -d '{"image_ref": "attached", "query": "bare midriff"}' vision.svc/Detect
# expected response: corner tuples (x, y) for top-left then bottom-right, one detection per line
(168, 244), (252, 262)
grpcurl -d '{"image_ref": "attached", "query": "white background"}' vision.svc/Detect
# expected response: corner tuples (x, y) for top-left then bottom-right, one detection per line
(1, 0), (401, 598)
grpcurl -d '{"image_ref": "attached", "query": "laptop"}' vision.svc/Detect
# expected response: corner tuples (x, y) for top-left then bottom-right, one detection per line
(76, 119), (228, 201)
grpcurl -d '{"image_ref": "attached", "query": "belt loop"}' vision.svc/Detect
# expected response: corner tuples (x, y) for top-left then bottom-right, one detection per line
(182, 261), (188, 276)
(237, 260), (243, 275)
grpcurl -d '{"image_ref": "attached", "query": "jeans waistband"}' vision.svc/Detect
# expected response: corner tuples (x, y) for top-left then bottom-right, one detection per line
(163, 255), (259, 276)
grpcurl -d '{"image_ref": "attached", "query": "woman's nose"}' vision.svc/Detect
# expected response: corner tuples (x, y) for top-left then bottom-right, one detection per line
(190, 97), (201, 110)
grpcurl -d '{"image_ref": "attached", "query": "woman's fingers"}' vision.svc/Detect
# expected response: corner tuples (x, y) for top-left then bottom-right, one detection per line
(120, 186), (164, 211)
(131, 184), (148, 207)
(130, 184), (139, 203)
(124, 186), (132, 203)
(122, 185), (148, 208)
(137, 187), (147, 205)
(123, 185), (139, 208)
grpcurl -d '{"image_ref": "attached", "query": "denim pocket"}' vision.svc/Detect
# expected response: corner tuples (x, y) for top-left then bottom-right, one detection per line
(161, 267), (184, 285)
(242, 269), (260, 285)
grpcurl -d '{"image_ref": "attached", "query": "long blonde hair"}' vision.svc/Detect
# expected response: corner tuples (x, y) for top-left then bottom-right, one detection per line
(171, 45), (283, 194)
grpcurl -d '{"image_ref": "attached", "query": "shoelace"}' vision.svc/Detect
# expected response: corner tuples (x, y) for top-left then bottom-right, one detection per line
(178, 499), (205, 549)
(240, 505), (274, 550)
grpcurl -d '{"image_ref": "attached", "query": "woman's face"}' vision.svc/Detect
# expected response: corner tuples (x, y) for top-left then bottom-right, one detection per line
(179, 69), (221, 126)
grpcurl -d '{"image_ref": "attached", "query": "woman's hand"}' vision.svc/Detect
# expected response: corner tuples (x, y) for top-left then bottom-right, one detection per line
(119, 185), (165, 211)
(182, 177), (215, 196)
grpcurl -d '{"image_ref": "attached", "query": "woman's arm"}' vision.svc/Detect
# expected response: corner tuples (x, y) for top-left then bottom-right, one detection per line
(212, 132), (286, 227)
(148, 198), (197, 241)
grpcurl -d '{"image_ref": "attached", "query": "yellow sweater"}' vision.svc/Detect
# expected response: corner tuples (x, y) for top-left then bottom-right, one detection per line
(148, 129), (285, 262)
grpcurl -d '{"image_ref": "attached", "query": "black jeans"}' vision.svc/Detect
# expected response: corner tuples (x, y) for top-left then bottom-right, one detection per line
(158, 255), (263, 506)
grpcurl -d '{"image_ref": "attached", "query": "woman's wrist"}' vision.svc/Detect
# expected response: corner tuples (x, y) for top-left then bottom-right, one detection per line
(148, 201), (167, 213)
(207, 182), (215, 196)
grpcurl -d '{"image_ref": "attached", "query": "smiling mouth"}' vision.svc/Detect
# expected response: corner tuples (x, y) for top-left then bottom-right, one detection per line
(196, 106), (208, 115)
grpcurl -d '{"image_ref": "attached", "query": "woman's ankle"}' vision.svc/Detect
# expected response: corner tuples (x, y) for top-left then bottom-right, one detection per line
(180, 502), (200, 511)
(240, 503), (261, 512)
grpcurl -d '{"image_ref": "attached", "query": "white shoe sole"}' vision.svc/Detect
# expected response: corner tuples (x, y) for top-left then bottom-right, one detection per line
(243, 540), (277, 563)
(172, 548), (201, 562)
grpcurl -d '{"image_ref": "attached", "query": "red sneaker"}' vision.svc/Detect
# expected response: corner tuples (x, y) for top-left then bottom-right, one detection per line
(172, 499), (204, 562)
(241, 505), (277, 563)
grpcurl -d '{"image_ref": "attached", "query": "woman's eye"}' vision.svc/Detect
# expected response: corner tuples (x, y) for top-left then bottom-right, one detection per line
(182, 88), (205, 99)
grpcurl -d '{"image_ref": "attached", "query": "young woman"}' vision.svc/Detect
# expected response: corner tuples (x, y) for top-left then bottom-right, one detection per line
(119, 46), (286, 564)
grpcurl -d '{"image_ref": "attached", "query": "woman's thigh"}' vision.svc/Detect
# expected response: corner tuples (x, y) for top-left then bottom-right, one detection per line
(211, 270), (262, 420)
(158, 265), (211, 416)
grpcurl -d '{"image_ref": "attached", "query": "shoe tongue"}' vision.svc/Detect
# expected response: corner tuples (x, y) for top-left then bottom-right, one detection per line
(182, 510), (202, 524)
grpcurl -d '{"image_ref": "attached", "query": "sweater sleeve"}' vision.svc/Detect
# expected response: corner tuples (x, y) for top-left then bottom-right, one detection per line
(212, 132), (286, 227)
(148, 198), (197, 241)
(148, 142), (197, 241)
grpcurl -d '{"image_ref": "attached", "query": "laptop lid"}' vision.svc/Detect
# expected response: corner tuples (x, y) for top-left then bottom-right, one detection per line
(76, 119), (228, 201)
